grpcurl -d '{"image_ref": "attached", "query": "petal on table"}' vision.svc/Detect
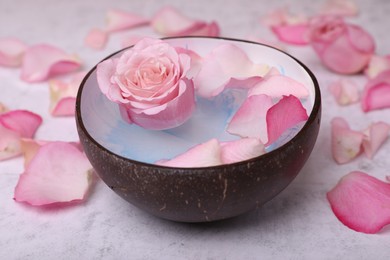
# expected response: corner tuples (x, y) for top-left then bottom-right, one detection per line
(266, 95), (308, 146)
(14, 142), (93, 206)
(156, 138), (222, 167)
(184, 21), (220, 37)
(220, 138), (265, 164)
(21, 44), (82, 83)
(84, 28), (108, 50)
(320, 0), (359, 17)
(0, 125), (21, 161)
(362, 122), (390, 159)
(327, 171), (390, 234)
(0, 37), (27, 67)
(329, 78), (360, 105)
(331, 117), (364, 164)
(105, 9), (149, 32)
(227, 94), (273, 143)
(0, 110), (42, 138)
(361, 70), (390, 112)
(271, 24), (310, 45)
(364, 55), (390, 79)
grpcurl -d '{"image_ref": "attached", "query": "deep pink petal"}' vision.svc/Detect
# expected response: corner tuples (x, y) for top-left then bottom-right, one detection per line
(361, 70), (390, 112)
(84, 28), (108, 50)
(21, 44), (82, 83)
(331, 117), (364, 164)
(266, 95), (308, 145)
(364, 55), (390, 79)
(0, 110), (42, 138)
(14, 142), (93, 206)
(0, 37), (27, 67)
(362, 122), (390, 159)
(220, 138), (265, 164)
(320, 0), (359, 17)
(346, 25), (375, 54)
(156, 139), (222, 167)
(327, 171), (390, 234)
(271, 24), (310, 45)
(51, 97), (76, 116)
(227, 94), (273, 143)
(329, 78), (360, 105)
(106, 9), (149, 32)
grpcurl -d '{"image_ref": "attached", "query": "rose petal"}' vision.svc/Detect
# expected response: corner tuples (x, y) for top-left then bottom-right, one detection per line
(331, 117), (364, 164)
(121, 35), (145, 48)
(220, 138), (265, 164)
(0, 110), (42, 138)
(266, 95), (308, 145)
(156, 138), (222, 167)
(364, 55), (390, 79)
(329, 78), (360, 105)
(84, 28), (108, 50)
(0, 126), (21, 161)
(361, 70), (390, 112)
(21, 44), (82, 83)
(261, 7), (307, 27)
(0, 37), (27, 67)
(321, 0), (359, 17)
(184, 21), (220, 37)
(362, 122), (390, 159)
(227, 94), (273, 143)
(271, 24), (310, 45)
(194, 43), (269, 98)
(0, 103), (8, 113)
(105, 9), (149, 33)
(327, 171), (390, 234)
(248, 74), (309, 99)
(14, 142), (93, 206)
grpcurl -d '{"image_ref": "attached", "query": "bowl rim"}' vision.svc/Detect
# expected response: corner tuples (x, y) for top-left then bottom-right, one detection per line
(76, 36), (321, 170)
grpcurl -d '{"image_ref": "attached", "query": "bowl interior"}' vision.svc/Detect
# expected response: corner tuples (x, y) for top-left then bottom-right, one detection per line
(79, 37), (317, 165)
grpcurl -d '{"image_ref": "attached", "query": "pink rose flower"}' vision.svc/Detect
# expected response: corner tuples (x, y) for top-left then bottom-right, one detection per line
(97, 38), (195, 130)
(308, 16), (375, 74)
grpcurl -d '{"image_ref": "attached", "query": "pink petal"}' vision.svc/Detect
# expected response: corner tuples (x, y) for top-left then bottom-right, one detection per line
(261, 7), (307, 27)
(121, 35), (145, 48)
(0, 37), (27, 67)
(0, 103), (8, 113)
(156, 139), (222, 167)
(14, 142), (93, 206)
(185, 21), (220, 37)
(362, 122), (390, 159)
(105, 9), (149, 33)
(227, 94), (273, 143)
(0, 125), (21, 161)
(329, 78), (360, 105)
(248, 74), (309, 99)
(364, 55), (390, 79)
(321, 0), (359, 17)
(361, 70), (390, 112)
(220, 138), (265, 164)
(0, 110), (42, 138)
(266, 95), (308, 145)
(21, 44), (82, 83)
(327, 171), (390, 234)
(271, 24), (310, 45)
(194, 43), (269, 98)
(84, 28), (108, 50)
(331, 117), (364, 164)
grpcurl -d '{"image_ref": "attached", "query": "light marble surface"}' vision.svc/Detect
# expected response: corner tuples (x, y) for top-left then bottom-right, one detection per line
(1, 0), (390, 259)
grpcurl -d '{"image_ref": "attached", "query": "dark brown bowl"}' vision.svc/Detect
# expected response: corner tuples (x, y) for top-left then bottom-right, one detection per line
(76, 37), (321, 222)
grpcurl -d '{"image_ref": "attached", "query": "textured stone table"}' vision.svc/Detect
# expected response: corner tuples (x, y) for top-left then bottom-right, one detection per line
(1, 0), (389, 259)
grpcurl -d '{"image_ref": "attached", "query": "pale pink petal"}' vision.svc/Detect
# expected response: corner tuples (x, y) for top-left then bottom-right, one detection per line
(364, 55), (390, 79)
(220, 138), (265, 164)
(0, 125), (21, 161)
(361, 70), (390, 112)
(84, 28), (108, 50)
(271, 24), (310, 45)
(156, 139), (222, 167)
(261, 7), (307, 27)
(266, 95), (308, 145)
(248, 74), (309, 99)
(327, 171), (390, 234)
(331, 117), (364, 164)
(329, 78), (360, 105)
(0, 110), (42, 138)
(14, 142), (93, 206)
(184, 21), (220, 37)
(227, 94), (273, 143)
(194, 43), (269, 98)
(321, 0), (359, 17)
(105, 9), (149, 33)
(362, 122), (390, 159)
(0, 103), (8, 113)
(21, 44), (82, 83)
(0, 37), (27, 67)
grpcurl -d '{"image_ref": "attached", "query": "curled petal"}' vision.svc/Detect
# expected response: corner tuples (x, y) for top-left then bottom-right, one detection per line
(327, 171), (390, 234)
(364, 55), (390, 79)
(220, 138), (265, 164)
(321, 0), (359, 17)
(106, 9), (149, 32)
(329, 78), (360, 105)
(266, 95), (308, 145)
(227, 94), (273, 143)
(21, 44), (82, 83)
(331, 117), (364, 164)
(156, 138), (222, 167)
(361, 70), (390, 112)
(271, 24), (310, 45)
(0, 37), (27, 67)
(0, 110), (42, 138)
(84, 28), (108, 50)
(14, 142), (93, 206)
(362, 122), (390, 159)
